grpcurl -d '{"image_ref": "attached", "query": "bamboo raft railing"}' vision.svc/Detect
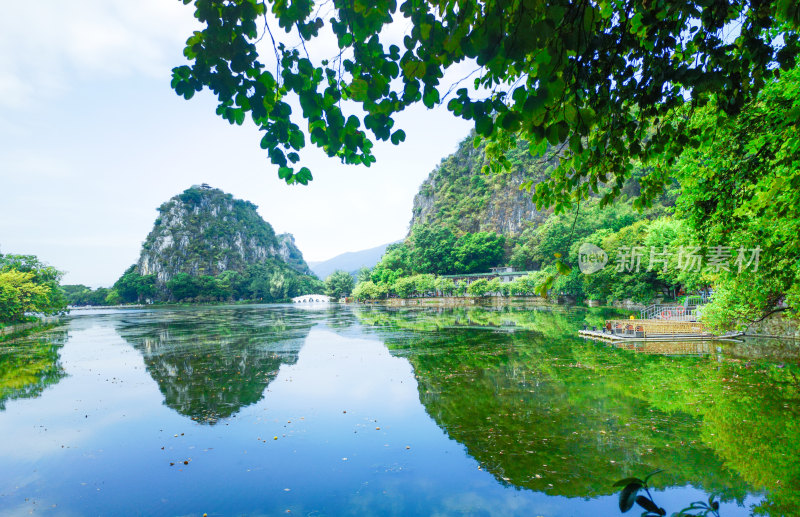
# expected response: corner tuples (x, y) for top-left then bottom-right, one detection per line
(639, 304), (699, 321)
(597, 319), (712, 338)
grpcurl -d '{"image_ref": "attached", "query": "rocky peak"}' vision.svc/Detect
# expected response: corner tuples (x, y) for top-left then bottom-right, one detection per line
(135, 186), (312, 283)
(409, 133), (553, 237)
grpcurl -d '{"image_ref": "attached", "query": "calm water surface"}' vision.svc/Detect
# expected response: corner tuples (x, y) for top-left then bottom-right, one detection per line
(0, 304), (798, 516)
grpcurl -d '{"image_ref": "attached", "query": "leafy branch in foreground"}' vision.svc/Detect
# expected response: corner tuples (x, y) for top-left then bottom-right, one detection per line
(615, 470), (720, 517)
(173, 0), (799, 201)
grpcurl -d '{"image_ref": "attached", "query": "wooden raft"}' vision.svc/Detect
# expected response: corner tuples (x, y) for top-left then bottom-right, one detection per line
(579, 319), (713, 342)
(608, 319), (710, 337)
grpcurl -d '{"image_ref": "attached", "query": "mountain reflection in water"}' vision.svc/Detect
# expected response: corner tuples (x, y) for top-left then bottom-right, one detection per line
(0, 304), (795, 516)
(356, 306), (800, 515)
(115, 306), (315, 423)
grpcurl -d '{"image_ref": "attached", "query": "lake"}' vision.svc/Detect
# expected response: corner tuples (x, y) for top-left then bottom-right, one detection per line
(0, 304), (798, 516)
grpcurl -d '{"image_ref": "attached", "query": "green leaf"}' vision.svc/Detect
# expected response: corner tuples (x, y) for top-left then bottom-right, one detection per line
(295, 166), (313, 185)
(644, 469), (663, 483)
(546, 124), (561, 145)
(564, 104), (578, 124)
(289, 130), (305, 150)
(578, 107), (596, 128)
(390, 130), (406, 145)
(613, 478), (644, 488)
(512, 86), (527, 105)
(545, 77), (566, 103)
(402, 60), (426, 79)
(619, 483), (642, 512)
(475, 116), (494, 137)
(499, 112), (521, 131)
(420, 22), (432, 40)
(349, 79), (369, 100)
(423, 88), (440, 108)
(635, 495), (662, 514)
(555, 259), (572, 275)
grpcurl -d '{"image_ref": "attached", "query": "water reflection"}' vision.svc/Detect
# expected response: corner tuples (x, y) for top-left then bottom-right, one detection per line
(355, 306), (800, 515)
(0, 305), (796, 516)
(115, 306), (313, 424)
(0, 327), (69, 410)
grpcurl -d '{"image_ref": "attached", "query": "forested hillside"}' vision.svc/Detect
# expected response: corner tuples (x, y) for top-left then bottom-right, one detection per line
(361, 127), (673, 286)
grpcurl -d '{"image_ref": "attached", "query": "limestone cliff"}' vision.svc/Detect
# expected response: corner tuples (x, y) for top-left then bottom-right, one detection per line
(136, 185), (312, 283)
(276, 233), (313, 276)
(409, 133), (553, 236)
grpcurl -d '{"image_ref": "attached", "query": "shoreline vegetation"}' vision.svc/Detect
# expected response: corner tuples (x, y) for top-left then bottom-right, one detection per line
(50, 295), (800, 341)
(0, 254), (69, 332)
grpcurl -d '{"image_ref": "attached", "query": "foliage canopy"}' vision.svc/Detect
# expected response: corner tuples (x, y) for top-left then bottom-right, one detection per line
(324, 270), (355, 298)
(174, 0), (798, 208)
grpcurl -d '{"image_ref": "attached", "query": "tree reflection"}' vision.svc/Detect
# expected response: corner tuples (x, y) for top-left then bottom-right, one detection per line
(0, 327), (68, 410)
(117, 308), (312, 424)
(356, 306), (800, 513)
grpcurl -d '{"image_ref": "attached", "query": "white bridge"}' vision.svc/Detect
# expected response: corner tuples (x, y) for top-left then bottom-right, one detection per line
(292, 294), (331, 303)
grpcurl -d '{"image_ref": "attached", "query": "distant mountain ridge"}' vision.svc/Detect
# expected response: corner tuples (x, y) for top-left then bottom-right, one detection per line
(310, 242), (398, 279)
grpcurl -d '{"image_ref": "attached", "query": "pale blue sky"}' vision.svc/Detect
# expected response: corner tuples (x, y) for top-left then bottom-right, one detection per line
(0, 1), (473, 287)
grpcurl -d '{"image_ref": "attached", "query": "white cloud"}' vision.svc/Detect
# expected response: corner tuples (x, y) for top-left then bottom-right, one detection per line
(0, 0), (196, 109)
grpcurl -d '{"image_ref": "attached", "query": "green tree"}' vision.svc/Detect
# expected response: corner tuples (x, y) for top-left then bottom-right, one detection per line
(325, 270), (355, 299)
(105, 289), (122, 305)
(352, 280), (386, 300)
(63, 285), (115, 307)
(414, 274), (437, 296)
(268, 271), (288, 299)
(392, 276), (417, 298)
(113, 266), (158, 303)
(167, 273), (200, 301)
(671, 67), (800, 329)
(215, 270), (242, 300)
(0, 271), (52, 323)
(371, 243), (412, 283)
(87, 288), (112, 306)
(409, 225), (458, 275)
(509, 243), (536, 271)
(0, 254), (67, 316)
(195, 275), (222, 301)
(485, 278), (502, 296)
(356, 266), (372, 284)
(434, 276), (456, 296)
(454, 232), (506, 273)
(467, 278), (491, 297)
(62, 284), (91, 306)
